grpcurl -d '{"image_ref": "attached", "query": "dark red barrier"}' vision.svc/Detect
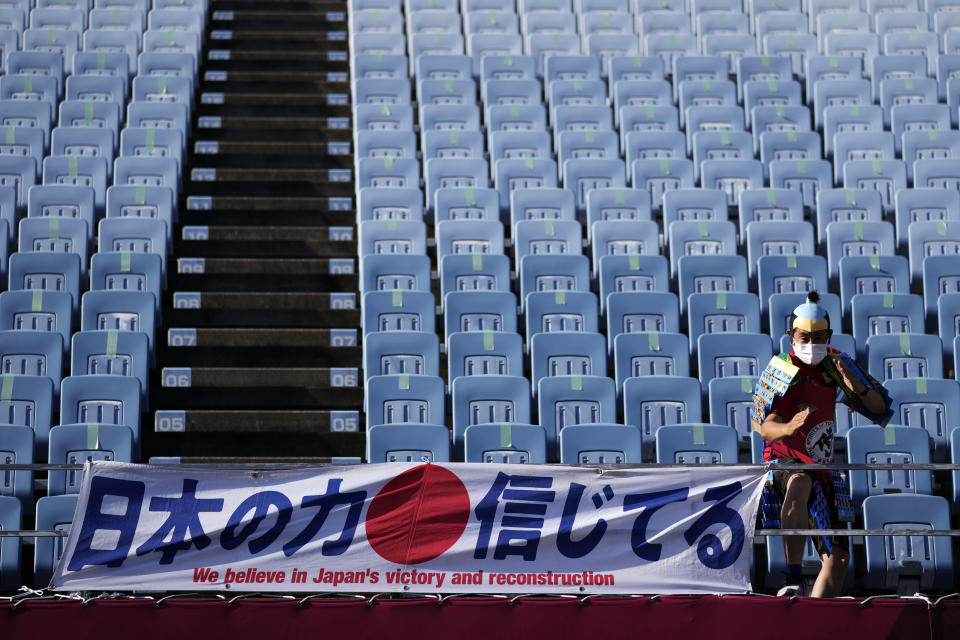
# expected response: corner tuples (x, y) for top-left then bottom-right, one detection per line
(2, 595), (957, 640)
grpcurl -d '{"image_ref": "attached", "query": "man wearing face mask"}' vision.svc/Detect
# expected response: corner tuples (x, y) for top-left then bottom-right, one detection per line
(754, 291), (892, 598)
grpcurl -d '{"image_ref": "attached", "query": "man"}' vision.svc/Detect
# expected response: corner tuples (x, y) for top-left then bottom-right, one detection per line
(755, 291), (891, 598)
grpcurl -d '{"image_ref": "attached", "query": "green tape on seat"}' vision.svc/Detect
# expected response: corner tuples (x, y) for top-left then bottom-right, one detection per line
(668, 34), (677, 46)
(741, 376), (752, 393)
(574, 78), (583, 91)
(716, 290), (727, 310)
(483, 330), (494, 351)
(797, 158), (807, 174)
(916, 377), (927, 394)
(704, 78), (712, 91)
(768, 79), (778, 92)
(97, 50), (106, 69)
(0, 374), (12, 402)
(444, 78), (453, 92)
(488, 10), (497, 24)
(839, 10), (848, 21)
(905, 76), (913, 90)
(121, 251), (131, 272)
(135, 184), (146, 204)
(158, 74), (168, 95)
(511, 104), (520, 117)
(766, 188), (777, 206)
(787, 130), (797, 142)
(555, 290), (566, 304)
(929, 129), (939, 141)
(633, 55), (643, 67)
(585, 129), (594, 143)
(851, 103), (860, 116)
(909, 29), (919, 41)
(785, 34), (795, 46)
(167, 28), (175, 45)
(384, 156), (394, 171)
(786, 253), (797, 269)
(68, 155), (78, 177)
(761, 56), (770, 67)
(854, 220), (864, 240)
(883, 292), (894, 308)
(380, 103), (391, 116)
(524, 157), (534, 169)
(106, 330), (119, 359)
(659, 158), (670, 175)
(398, 374), (410, 390)
(718, 12), (727, 23)
(615, 188), (625, 204)
(47, 28), (56, 43)
(552, 33), (559, 44)
(87, 423), (100, 450)
(829, 55), (839, 68)
(871, 158), (881, 174)
(24, 73), (32, 94)
(31, 290), (42, 312)
(648, 330), (660, 351)
(387, 219), (398, 231)
(693, 423), (705, 445)
(49, 216), (59, 240)
(450, 129), (460, 144)
(375, 53), (382, 62)
(629, 253), (640, 270)
(392, 289), (403, 307)
(845, 188), (856, 205)
(720, 130), (730, 145)
(571, 375), (582, 390)
(465, 185), (475, 204)
(869, 254), (880, 270)
(84, 99), (94, 126)
(4, 125), (12, 145)
(937, 220), (948, 236)
(373, 9), (382, 20)
(472, 253), (483, 271)
(884, 425), (896, 446)
(504, 54), (513, 65)
(775, 105), (784, 117)
(146, 126), (156, 154)
(698, 219), (709, 237)
(646, 104), (655, 117)
(602, 11), (611, 25)
(112, 7), (120, 23)
(499, 422), (512, 448)
(899, 333), (911, 356)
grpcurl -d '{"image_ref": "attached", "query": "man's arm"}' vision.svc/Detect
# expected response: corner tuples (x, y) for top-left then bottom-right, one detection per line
(759, 407), (812, 442)
(834, 358), (889, 416)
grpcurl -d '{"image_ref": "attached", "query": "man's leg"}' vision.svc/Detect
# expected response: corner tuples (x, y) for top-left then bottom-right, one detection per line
(781, 473), (812, 566)
(810, 546), (850, 598)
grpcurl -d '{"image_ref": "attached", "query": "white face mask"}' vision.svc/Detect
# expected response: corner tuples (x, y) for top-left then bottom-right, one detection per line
(794, 342), (828, 366)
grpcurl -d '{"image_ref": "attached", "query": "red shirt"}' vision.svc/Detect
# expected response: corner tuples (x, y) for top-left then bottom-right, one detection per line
(762, 352), (840, 464)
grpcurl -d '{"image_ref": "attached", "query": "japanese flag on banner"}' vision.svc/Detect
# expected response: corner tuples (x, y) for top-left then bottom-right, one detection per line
(51, 462), (766, 594)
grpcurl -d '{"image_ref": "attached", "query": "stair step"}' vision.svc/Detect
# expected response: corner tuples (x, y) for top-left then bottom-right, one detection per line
(212, 11), (347, 27)
(188, 154), (352, 170)
(175, 256), (353, 272)
(196, 116), (350, 136)
(155, 366), (362, 407)
(181, 226), (353, 241)
(175, 235), (356, 256)
(154, 409), (362, 433)
(191, 140), (348, 155)
(167, 327), (358, 348)
(161, 327), (359, 366)
(154, 387), (362, 409)
(166, 291), (358, 327)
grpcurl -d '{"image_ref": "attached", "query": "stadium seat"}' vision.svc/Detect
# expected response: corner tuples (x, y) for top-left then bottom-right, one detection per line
(446, 331), (524, 380)
(539, 375), (617, 456)
(769, 159), (833, 213)
(667, 220), (738, 277)
(737, 188), (805, 239)
(357, 188), (423, 223)
(708, 375), (758, 443)
(7, 252), (81, 313)
(360, 255), (431, 295)
(687, 291), (762, 354)
(358, 219), (427, 258)
(850, 293), (925, 356)
(519, 254), (590, 311)
(444, 291), (517, 342)
(597, 255), (670, 309)
(0, 494), (21, 590)
(366, 423), (451, 462)
(513, 219), (582, 271)
(655, 424), (738, 464)
(756, 255), (829, 314)
(847, 425), (933, 512)
(908, 221), (960, 283)
(80, 290), (156, 362)
(697, 332), (773, 389)
(866, 334), (944, 381)
(362, 331), (440, 381)
(0, 424), (33, 512)
(662, 189), (728, 230)
(924, 255), (960, 321)
(590, 220), (659, 275)
(529, 331), (606, 394)
(745, 221), (816, 278)
(0, 289), (72, 353)
(613, 330), (690, 391)
(435, 187), (499, 222)
(364, 374), (446, 428)
(33, 494), (77, 588)
(559, 423), (643, 463)
(439, 253), (511, 301)
(525, 290), (598, 342)
(464, 423), (547, 464)
(452, 375), (532, 456)
(879, 378), (960, 461)
(624, 375), (702, 456)
(838, 255), (910, 318)
(361, 290), (435, 335)
(826, 221), (897, 282)
(47, 423), (134, 495)
(434, 219), (504, 261)
(510, 188), (576, 231)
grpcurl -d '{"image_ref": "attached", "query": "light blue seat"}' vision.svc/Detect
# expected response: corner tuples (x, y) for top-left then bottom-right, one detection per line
(737, 55), (793, 102)
(0, 424), (34, 516)
(606, 291), (680, 346)
(70, 329), (149, 406)
(539, 375), (616, 456)
(841, 160), (906, 216)
(0, 493), (21, 589)
(637, 13), (690, 41)
(51, 128), (115, 175)
(750, 105), (812, 155)
(105, 184), (176, 234)
(613, 331), (689, 392)
(137, 52), (196, 85)
(619, 102), (679, 145)
(465, 10), (518, 35)
(97, 218), (167, 284)
(745, 221), (815, 278)
(850, 293), (925, 356)
(768, 292), (841, 339)
(530, 331), (605, 394)
(590, 220), (659, 276)
(863, 494), (954, 594)
(42, 155), (108, 213)
(524, 290), (598, 344)
(60, 374), (140, 453)
(867, 334), (944, 381)
(356, 157), (420, 193)
(481, 54), (537, 85)
(702, 34), (757, 70)
(353, 104), (414, 133)
(0, 100), (52, 161)
(702, 160), (765, 207)
(823, 31), (879, 72)
(444, 290), (517, 342)
(513, 219), (581, 270)
(80, 291), (155, 363)
(559, 423), (643, 463)
(510, 188), (576, 231)
(366, 423), (451, 462)
(645, 33), (698, 75)
(119, 128), (183, 172)
(486, 103), (547, 135)
(838, 255), (910, 317)
(692, 132), (753, 181)
(519, 254), (590, 313)
(586, 187), (652, 231)
(89, 252), (162, 316)
(667, 220), (738, 278)
(352, 54), (408, 81)
(559, 132), (621, 175)
(804, 52), (861, 96)
(493, 158), (557, 212)
(17, 218), (89, 280)
(59, 100), (121, 143)
(5, 57), (61, 99)
(0, 126), (43, 175)
(0, 290), (72, 355)
(884, 31), (937, 75)
(417, 78), (475, 108)
(47, 423), (134, 495)
(435, 187), (498, 222)
(879, 77), (938, 130)
(408, 11), (461, 35)
(0, 372), (53, 461)
(416, 54), (472, 81)
(924, 255), (960, 321)
(879, 378), (960, 461)
(552, 105), (613, 150)
(519, 9), (576, 37)
(0, 5), (24, 32)
(0, 186), (13, 246)
(65, 76), (124, 109)
(697, 332), (772, 389)
(624, 131), (686, 168)
(825, 221), (896, 281)
(891, 104), (951, 156)
(678, 79), (737, 128)
(677, 254), (749, 315)
(688, 291), (762, 354)
(422, 130), (484, 162)
(464, 423), (547, 464)
(361, 255), (431, 295)
(549, 79), (606, 117)
(488, 131), (552, 169)
(833, 131), (896, 181)
(0, 328), (61, 397)
(362, 331), (439, 382)
(815, 188), (884, 248)
(142, 28), (201, 61)
(33, 494), (77, 588)
(452, 375), (531, 456)
(769, 159), (833, 213)
(544, 54), (601, 84)
(822, 104), (884, 159)
(624, 375), (702, 455)
(655, 423), (738, 464)
(708, 375), (757, 443)
(424, 158), (489, 212)
(7, 252), (81, 312)
(914, 158), (960, 191)
(631, 158), (695, 209)
(662, 188), (728, 230)
(937, 53), (960, 103)
(738, 188), (804, 240)
(909, 221), (960, 284)
(466, 33), (521, 76)
(361, 289), (435, 335)
(758, 131), (821, 174)
(131, 75), (193, 113)
(581, 12), (634, 37)
(895, 190), (960, 251)
(940, 294), (960, 363)
(0, 155), (37, 210)
(684, 106), (746, 154)
(358, 219), (427, 257)
(743, 79), (801, 121)
(447, 330), (524, 380)
(612, 80), (672, 127)
(439, 253), (511, 301)
(357, 188), (422, 222)
(364, 374), (446, 428)
(757, 255), (829, 314)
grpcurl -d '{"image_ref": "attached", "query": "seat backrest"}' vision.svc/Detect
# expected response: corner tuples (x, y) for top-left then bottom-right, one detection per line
(33, 494), (78, 588)
(464, 423), (547, 464)
(847, 425), (932, 510)
(559, 423), (643, 463)
(446, 330), (524, 380)
(364, 375), (446, 428)
(655, 423), (738, 464)
(623, 375), (702, 448)
(47, 423), (134, 495)
(451, 375), (531, 454)
(708, 375), (758, 441)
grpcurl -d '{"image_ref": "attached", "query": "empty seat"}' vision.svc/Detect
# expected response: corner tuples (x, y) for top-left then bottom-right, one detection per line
(655, 423), (738, 464)
(444, 290), (517, 342)
(738, 188), (805, 239)
(366, 423), (451, 462)
(663, 188), (728, 230)
(361, 254), (431, 295)
(519, 254), (590, 312)
(909, 221), (960, 283)
(825, 221), (896, 281)
(439, 252), (511, 301)
(435, 186), (498, 222)
(559, 423), (643, 463)
(867, 334), (944, 381)
(745, 221), (816, 278)
(0, 373), (53, 458)
(708, 375), (758, 442)
(33, 494), (77, 588)
(880, 378), (960, 461)
(361, 289), (435, 335)
(623, 375), (702, 455)
(850, 293), (925, 356)
(0, 494), (21, 590)
(358, 219), (427, 257)
(677, 254), (749, 315)
(28, 184), (96, 246)
(7, 251), (81, 312)
(687, 291), (762, 353)
(613, 331), (690, 392)
(631, 158), (694, 207)
(510, 188), (576, 231)
(590, 220), (659, 275)
(751, 105), (812, 154)
(529, 331), (606, 393)
(364, 374), (446, 428)
(841, 160), (906, 215)
(452, 375), (531, 456)
(924, 255), (960, 320)
(51, 128), (115, 173)
(493, 158), (557, 211)
(667, 220), (738, 277)
(464, 423), (547, 464)
(47, 423), (134, 495)
(513, 219), (581, 269)
(539, 375), (617, 456)
(0, 289), (72, 354)
(606, 290), (680, 345)
(586, 187), (652, 230)
(446, 330), (524, 380)
(42, 155), (108, 212)
(0, 330), (62, 390)
(524, 290), (598, 343)
(697, 332), (773, 388)
(769, 159), (833, 212)
(816, 188), (884, 248)
(756, 255), (829, 314)
(97, 218), (167, 284)
(847, 424), (933, 514)
(838, 255), (910, 317)
(356, 188), (422, 223)
(895, 190), (960, 251)
(0, 155), (37, 210)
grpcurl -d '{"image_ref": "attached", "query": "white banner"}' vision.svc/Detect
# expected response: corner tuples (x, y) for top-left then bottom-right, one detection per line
(51, 462), (766, 594)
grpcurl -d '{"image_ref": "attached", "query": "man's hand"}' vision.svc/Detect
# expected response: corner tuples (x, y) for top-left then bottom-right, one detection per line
(833, 357), (865, 393)
(785, 406), (813, 436)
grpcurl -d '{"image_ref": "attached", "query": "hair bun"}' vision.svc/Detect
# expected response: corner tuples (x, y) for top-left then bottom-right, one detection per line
(806, 290), (820, 304)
